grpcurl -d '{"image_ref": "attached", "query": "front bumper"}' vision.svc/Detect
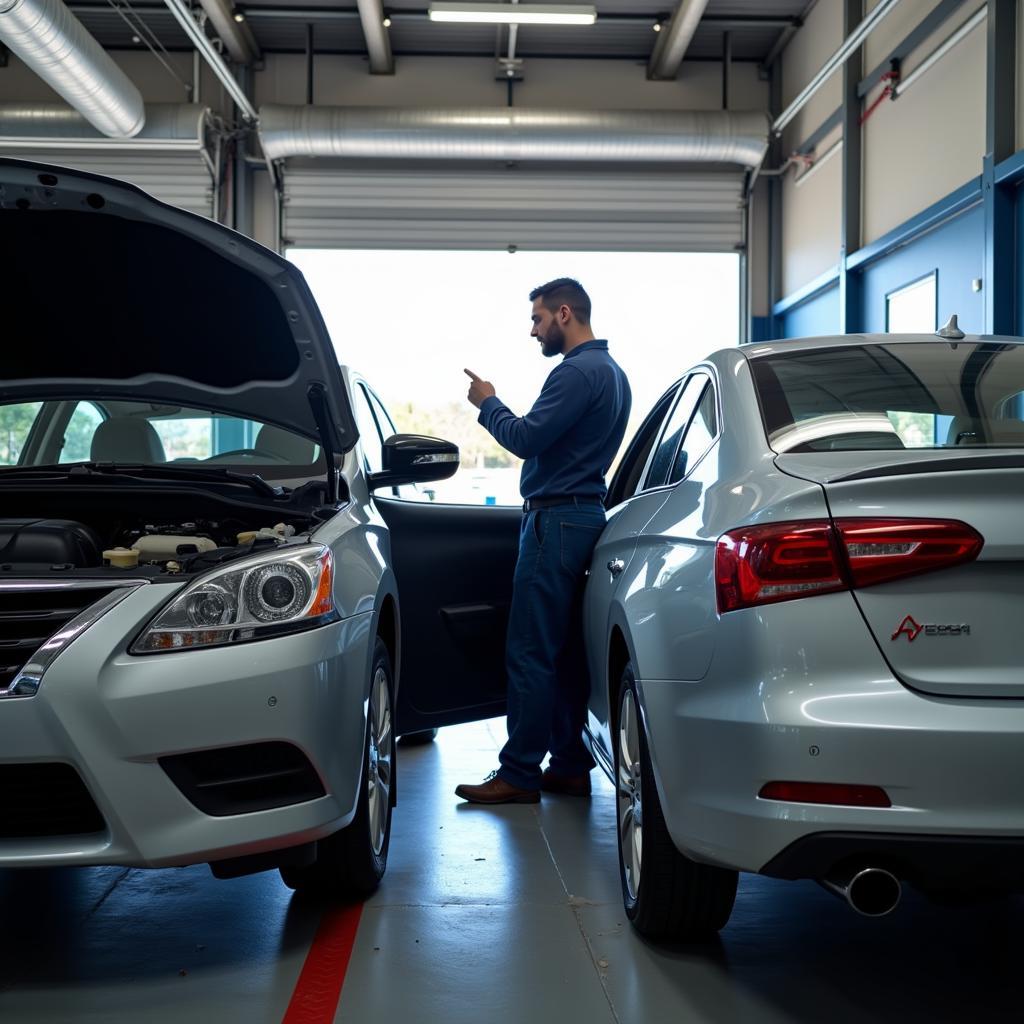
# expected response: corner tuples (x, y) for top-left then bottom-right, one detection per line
(0, 582), (372, 868)
(638, 593), (1024, 878)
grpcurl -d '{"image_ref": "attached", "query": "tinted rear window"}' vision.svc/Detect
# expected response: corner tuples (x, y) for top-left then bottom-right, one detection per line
(750, 343), (1024, 452)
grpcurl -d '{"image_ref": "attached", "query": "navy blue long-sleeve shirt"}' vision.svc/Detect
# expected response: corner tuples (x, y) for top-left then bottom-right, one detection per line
(478, 339), (631, 501)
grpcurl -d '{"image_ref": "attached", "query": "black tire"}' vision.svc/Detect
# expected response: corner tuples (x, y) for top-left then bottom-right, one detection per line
(398, 728), (438, 746)
(281, 638), (395, 900)
(614, 661), (738, 941)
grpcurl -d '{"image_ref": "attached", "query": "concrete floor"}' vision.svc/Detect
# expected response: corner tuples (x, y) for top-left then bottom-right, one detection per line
(1, 719), (1021, 1023)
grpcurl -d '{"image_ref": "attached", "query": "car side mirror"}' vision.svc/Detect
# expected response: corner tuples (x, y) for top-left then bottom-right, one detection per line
(368, 434), (460, 491)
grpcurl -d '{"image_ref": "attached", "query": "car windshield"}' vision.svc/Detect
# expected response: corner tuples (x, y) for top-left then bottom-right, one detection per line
(0, 399), (322, 473)
(749, 342), (1024, 453)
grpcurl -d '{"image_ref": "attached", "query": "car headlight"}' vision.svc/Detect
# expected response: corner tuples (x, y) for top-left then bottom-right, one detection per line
(132, 544), (336, 653)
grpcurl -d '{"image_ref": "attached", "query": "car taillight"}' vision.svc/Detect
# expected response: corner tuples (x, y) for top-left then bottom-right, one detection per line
(835, 518), (983, 587)
(715, 522), (846, 613)
(716, 518), (983, 613)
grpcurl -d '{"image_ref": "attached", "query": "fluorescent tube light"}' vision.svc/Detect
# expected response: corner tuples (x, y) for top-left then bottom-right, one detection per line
(428, 3), (597, 26)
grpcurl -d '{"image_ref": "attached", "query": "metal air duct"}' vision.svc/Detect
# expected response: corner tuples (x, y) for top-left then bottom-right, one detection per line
(649, 0), (712, 80)
(258, 105), (770, 167)
(0, 0), (145, 138)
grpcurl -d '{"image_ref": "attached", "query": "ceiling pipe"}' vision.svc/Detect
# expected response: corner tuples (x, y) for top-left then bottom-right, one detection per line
(0, 0), (144, 137)
(356, 0), (393, 74)
(197, 0), (260, 64)
(0, 102), (207, 149)
(772, 0), (902, 136)
(258, 105), (770, 166)
(163, 0), (257, 121)
(648, 0), (712, 80)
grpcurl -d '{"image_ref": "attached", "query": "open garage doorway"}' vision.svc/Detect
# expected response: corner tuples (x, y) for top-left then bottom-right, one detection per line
(290, 249), (740, 505)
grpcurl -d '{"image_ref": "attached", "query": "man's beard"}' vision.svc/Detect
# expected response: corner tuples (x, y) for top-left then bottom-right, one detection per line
(540, 322), (565, 357)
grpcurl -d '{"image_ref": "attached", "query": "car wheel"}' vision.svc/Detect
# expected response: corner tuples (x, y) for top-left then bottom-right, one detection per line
(281, 637), (395, 900)
(398, 728), (438, 746)
(615, 661), (737, 940)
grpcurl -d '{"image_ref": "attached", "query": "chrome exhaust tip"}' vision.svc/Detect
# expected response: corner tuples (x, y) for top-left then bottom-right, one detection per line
(820, 866), (902, 917)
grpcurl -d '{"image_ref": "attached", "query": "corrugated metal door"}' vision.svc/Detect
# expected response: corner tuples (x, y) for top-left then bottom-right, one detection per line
(2, 148), (215, 219)
(281, 164), (745, 252)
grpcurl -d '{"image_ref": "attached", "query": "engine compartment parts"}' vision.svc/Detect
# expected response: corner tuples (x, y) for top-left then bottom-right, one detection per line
(103, 547), (140, 569)
(236, 523), (296, 545)
(0, 519), (103, 568)
(132, 535), (218, 563)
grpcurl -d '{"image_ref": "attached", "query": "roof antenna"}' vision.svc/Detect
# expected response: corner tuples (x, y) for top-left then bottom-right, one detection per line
(936, 314), (965, 340)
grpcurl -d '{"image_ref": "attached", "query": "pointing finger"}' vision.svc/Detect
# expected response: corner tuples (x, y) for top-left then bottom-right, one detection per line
(464, 368), (482, 382)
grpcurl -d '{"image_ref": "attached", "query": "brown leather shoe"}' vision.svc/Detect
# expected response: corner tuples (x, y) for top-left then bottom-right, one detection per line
(455, 771), (540, 804)
(540, 768), (592, 798)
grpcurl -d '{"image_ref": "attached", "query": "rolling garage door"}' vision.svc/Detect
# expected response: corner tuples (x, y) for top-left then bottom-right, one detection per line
(280, 164), (745, 252)
(0, 106), (216, 219)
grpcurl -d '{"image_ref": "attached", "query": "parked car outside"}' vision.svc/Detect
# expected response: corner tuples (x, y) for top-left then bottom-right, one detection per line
(582, 330), (1024, 939)
(0, 158), (469, 899)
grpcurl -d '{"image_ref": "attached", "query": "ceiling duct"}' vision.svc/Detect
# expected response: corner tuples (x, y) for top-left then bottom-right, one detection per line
(648, 0), (712, 80)
(0, 0), (144, 137)
(258, 106), (770, 167)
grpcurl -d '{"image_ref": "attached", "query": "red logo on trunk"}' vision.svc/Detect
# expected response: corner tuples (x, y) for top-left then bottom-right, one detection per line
(891, 615), (924, 642)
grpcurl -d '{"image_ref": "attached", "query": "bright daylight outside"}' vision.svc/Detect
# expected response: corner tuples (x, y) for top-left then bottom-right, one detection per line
(289, 249), (740, 505)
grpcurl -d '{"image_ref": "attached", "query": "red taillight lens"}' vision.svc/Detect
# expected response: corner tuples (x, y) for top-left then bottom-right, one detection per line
(716, 517), (984, 613)
(715, 521), (846, 613)
(835, 518), (984, 587)
(759, 781), (892, 808)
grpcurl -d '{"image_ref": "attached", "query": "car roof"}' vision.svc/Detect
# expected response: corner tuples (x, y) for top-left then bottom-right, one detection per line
(738, 333), (1024, 359)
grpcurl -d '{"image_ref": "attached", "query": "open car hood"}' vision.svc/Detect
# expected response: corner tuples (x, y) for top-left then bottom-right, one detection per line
(0, 158), (357, 458)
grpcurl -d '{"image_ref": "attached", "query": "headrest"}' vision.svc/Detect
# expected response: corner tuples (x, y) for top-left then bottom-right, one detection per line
(90, 417), (166, 463)
(254, 424), (316, 464)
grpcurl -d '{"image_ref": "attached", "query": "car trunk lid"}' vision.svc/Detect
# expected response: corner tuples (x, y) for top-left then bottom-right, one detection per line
(779, 452), (1024, 698)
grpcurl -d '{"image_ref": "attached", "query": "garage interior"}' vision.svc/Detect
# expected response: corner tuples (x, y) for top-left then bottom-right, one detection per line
(2, 0), (1023, 1021)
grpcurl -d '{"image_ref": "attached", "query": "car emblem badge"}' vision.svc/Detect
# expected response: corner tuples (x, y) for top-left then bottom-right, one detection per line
(891, 614), (970, 642)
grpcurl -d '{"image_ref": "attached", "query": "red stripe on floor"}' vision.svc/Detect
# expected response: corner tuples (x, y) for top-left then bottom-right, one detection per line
(282, 903), (364, 1024)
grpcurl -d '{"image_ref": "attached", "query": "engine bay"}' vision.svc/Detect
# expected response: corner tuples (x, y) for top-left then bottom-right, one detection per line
(0, 515), (315, 577)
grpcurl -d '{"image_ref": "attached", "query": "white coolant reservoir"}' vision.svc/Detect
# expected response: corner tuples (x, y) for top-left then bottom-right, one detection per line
(132, 535), (217, 563)
(103, 547), (140, 569)
(236, 523), (296, 545)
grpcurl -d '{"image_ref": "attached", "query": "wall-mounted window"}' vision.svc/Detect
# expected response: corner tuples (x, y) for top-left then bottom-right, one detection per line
(886, 273), (937, 333)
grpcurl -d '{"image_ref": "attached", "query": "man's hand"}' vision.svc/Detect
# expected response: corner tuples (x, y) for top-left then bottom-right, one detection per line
(464, 368), (496, 410)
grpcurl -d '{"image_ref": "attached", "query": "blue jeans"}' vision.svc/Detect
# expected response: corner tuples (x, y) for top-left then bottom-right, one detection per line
(497, 503), (605, 791)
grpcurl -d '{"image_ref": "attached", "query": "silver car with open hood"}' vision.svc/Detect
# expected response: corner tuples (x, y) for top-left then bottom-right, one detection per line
(0, 158), (460, 897)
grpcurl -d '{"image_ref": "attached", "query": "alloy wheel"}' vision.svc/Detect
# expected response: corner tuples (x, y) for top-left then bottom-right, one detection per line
(617, 687), (643, 901)
(367, 666), (393, 857)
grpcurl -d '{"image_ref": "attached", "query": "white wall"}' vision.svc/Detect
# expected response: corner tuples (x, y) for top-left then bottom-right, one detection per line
(779, 0), (843, 296)
(862, 5), (986, 244)
(254, 54), (767, 111)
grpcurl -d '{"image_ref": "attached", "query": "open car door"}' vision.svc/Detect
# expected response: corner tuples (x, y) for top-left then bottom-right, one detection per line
(376, 497), (521, 735)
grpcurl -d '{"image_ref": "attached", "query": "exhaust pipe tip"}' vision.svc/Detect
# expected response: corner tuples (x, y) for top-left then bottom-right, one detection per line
(821, 866), (902, 917)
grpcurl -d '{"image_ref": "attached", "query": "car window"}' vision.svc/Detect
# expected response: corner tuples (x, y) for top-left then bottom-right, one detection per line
(669, 382), (717, 484)
(352, 384), (385, 474)
(750, 343), (1024, 452)
(58, 401), (105, 463)
(0, 402), (42, 466)
(643, 373), (708, 490)
(606, 383), (681, 507)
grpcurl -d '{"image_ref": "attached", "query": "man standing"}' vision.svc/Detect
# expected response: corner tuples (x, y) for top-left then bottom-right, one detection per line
(456, 278), (631, 804)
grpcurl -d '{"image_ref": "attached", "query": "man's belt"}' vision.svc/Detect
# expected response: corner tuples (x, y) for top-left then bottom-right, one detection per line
(522, 495), (604, 512)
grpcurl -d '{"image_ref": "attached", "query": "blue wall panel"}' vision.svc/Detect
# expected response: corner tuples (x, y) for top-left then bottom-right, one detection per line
(779, 283), (839, 339)
(856, 205), (985, 335)
(1016, 181), (1024, 336)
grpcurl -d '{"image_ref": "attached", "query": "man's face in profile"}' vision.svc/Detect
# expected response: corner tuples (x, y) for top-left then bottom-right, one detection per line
(531, 298), (565, 358)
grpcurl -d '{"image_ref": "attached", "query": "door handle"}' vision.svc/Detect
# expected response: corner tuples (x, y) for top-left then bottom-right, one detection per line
(607, 558), (625, 577)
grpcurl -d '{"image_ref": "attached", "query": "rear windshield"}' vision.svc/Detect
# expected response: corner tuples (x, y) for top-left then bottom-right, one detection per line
(749, 343), (1024, 453)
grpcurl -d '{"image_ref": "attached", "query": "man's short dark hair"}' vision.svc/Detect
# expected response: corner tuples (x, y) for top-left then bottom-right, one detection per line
(529, 277), (591, 326)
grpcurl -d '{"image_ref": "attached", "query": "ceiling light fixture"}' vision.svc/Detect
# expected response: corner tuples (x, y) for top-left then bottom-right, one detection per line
(428, 3), (597, 26)
(383, 16), (392, 27)
(652, 21), (661, 32)
(232, 9), (245, 22)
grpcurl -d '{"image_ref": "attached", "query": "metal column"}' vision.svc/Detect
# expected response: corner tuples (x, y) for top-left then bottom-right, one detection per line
(838, 0), (863, 334)
(983, 0), (1016, 334)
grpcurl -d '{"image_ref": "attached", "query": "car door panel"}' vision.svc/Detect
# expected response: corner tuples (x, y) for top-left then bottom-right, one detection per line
(375, 496), (521, 734)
